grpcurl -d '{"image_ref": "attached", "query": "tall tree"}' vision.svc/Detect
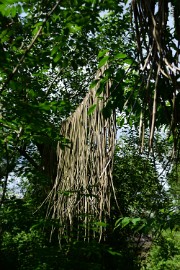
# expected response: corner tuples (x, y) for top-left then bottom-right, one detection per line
(0, 0), (179, 250)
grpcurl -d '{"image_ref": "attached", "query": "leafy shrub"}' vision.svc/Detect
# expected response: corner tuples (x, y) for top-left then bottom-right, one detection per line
(141, 230), (180, 270)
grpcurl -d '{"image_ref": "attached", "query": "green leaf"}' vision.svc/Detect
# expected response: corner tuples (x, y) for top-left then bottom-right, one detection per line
(102, 101), (113, 118)
(98, 49), (109, 58)
(114, 217), (123, 229)
(51, 46), (59, 57)
(98, 56), (109, 68)
(121, 217), (131, 228)
(123, 58), (133, 65)
(94, 221), (107, 227)
(131, 217), (141, 226)
(96, 84), (104, 96)
(11, 6), (17, 17)
(90, 79), (99, 89)
(114, 53), (127, 59)
(66, 23), (81, 33)
(88, 104), (97, 115)
(108, 248), (122, 256)
(53, 52), (62, 63)
(32, 22), (43, 35)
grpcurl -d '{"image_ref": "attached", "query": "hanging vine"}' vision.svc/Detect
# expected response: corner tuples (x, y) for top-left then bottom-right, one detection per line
(48, 65), (116, 243)
(131, 0), (180, 153)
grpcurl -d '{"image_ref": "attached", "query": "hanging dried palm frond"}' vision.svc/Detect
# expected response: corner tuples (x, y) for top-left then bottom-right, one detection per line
(48, 65), (116, 243)
(131, 0), (180, 153)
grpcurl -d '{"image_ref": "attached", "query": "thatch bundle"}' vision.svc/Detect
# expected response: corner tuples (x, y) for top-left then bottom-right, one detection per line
(49, 66), (116, 242)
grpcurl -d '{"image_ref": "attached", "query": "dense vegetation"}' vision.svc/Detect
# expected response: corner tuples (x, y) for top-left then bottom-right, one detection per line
(0, 0), (179, 269)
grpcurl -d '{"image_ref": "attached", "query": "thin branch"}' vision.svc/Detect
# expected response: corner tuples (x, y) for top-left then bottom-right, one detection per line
(45, 68), (63, 97)
(17, 147), (42, 171)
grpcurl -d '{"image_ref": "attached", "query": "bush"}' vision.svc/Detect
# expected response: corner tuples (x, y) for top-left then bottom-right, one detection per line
(141, 230), (180, 270)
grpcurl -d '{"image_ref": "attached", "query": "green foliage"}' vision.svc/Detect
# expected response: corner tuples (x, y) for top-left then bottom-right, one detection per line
(142, 231), (180, 270)
(0, 0), (179, 269)
(115, 217), (147, 232)
(0, 131), (179, 270)
(113, 145), (166, 218)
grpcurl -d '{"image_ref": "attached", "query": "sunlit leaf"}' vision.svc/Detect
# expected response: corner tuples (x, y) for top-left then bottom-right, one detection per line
(90, 79), (99, 89)
(98, 49), (109, 58)
(87, 104), (97, 115)
(98, 55), (109, 68)
(114, 53), (127, 59)
(53, 52), (62, 63)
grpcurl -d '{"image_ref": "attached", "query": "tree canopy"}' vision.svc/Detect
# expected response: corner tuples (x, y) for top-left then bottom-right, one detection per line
(0, 0), (179, 269)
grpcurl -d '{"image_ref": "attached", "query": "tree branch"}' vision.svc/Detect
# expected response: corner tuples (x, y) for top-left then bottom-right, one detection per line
(17, 147), (42, 171)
